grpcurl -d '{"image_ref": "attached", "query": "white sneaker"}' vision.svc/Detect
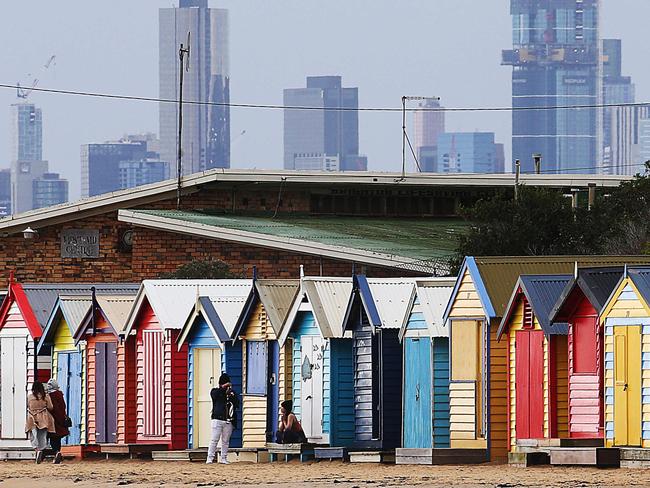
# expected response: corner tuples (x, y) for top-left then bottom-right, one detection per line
(219, 459), (230, 465)
(206, 459), (214, 464)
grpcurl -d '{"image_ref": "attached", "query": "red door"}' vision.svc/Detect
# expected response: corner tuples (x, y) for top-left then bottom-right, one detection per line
(516, 330), (545, 439)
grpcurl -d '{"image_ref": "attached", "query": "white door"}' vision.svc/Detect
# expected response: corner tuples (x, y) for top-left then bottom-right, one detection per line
(1, 336), (27, 439)
(300, 336), (324, 441)
(194, 348), (222, 448)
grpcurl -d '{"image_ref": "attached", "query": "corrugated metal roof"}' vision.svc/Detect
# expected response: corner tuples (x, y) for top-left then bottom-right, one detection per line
(578, 267), (626, 312)
(416, 278), (456, 337)
(473, 256), (650, 319)
(96, 295), (136, 333)
(302, 278), (353, 338)
(498, 274), (572, 339)
(629, 266), (650, 306)
(255, 279), (300, 335)
(367, 278), (417, 329)
(127, 280), (253, 332)
(58, 296), (93, 334)
(198, 296), (231, 342)
(204, 293), (252, 336)
(22, 283), (139, 330)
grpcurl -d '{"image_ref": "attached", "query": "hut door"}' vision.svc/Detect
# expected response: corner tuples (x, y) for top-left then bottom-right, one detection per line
(515, 331), (544, 440)
(266, 341), (280, 442)
(300, 336), (324, 441)
(95, 342), (118, 444)
(614, 326), (641, 447)
(58, 351), (83, 445)
(194, 348), (222, 448)
(403, 337), (432, 449)
(0, 335), (27, 439)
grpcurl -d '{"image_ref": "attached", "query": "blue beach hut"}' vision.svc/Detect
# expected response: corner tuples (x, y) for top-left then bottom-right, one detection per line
(279, 276), (354, 447)
(396, 278), (455, 463)
(343, 276), (417, 451)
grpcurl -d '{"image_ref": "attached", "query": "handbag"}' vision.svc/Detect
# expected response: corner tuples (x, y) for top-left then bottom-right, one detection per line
(63, 416), (72, 428)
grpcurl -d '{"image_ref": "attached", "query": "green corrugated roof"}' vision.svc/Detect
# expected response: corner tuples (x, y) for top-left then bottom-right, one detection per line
(133, 210), (469, 263)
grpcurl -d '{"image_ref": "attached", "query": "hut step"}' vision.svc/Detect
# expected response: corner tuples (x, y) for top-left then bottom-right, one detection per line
(348, 450), (395, 464)
(619, 448), (650, 468)
(549, 447), (620, 467)
(100, 443), (168, 459)
(508, 451), (550, 467)
(314, 447), (348, 461)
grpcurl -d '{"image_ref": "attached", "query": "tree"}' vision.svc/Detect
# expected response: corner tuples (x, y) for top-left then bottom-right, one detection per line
(160, 259), (244, 279)
(449, 185), (608, 273)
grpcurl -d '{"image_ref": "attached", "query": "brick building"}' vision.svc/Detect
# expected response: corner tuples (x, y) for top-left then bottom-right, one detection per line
(0, 169), (627, 284)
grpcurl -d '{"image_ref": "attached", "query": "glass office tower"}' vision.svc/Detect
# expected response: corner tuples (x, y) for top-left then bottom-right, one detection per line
(503, 0), (600, 173)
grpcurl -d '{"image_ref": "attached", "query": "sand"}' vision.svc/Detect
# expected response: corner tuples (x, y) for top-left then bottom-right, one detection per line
(1, 460), (650, 487)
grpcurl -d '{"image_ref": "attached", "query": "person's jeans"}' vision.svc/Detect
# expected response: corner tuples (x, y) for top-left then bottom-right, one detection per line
(207, 419), (233, 463)
(29, 428), (48, 450)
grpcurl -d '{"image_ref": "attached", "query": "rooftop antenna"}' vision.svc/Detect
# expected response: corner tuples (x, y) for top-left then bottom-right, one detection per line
(399, 96), (439, 181)
(177, 32), (191, 210)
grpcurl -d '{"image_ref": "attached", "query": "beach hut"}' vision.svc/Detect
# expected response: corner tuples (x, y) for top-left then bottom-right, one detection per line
(549, 267), (627, 440)
(72, 295), (136, 446)
(443, 256), (650, 461)
(177, 282), (257, 450)
(279, 277), (354, 447)
(342, 275), (416, 451)
(230, 279), (299, 448)
(121, 280), (252, 450)
(496, 275), (572, 452)
(0, 279), (136, 453)
(37, 296), (93, 447)
(396, 278), (455, 462)
(599, 266), (650, 448)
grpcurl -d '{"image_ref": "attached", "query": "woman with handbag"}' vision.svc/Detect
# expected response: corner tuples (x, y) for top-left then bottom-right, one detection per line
(25, 382), (55, 464)
(46, 379), (70, 464)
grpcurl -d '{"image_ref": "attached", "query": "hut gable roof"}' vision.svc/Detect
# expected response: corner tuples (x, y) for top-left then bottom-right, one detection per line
(400, 278), (456, 340)
(351, 276), (417, 331)
(254, 279), (300, 336)
(498, 274), (572, 339)
(73, 295), (136, 343)
(38, 296), (92, 353)
(629, 267), (650, 306)
(123, 279), (253, 336)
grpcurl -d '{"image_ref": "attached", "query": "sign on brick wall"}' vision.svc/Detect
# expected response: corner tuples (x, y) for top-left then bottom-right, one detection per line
(61, 229), (100, 258)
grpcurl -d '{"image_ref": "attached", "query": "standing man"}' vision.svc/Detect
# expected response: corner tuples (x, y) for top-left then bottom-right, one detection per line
(206, 373), (239, 464)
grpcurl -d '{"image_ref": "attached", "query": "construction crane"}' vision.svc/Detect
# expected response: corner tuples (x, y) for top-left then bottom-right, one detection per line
(16, 55), (56, 100)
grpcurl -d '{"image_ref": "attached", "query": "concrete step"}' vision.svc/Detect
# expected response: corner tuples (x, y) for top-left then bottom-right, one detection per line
(349, 450), (395, 464)
(549, 447), (619, 467)
(314, 447), (348, 461)
(508, 451), (550, 467)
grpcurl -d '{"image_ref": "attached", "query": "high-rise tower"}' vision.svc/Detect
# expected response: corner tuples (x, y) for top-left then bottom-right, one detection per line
(159, 2), (230, 175)
(503, 0), (600, 173)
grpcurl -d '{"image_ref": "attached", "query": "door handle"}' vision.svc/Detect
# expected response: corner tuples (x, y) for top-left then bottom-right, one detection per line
(624, 383), (628, 391)
(415, 384), (420, 401)
(269, 373), (277, 386)
(306, 395), (312, 401)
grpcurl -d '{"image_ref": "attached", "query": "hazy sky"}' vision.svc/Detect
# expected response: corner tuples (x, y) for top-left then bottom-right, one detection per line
(1, 1), (649, 199)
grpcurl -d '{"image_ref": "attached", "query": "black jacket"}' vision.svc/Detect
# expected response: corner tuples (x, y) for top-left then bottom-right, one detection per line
(210, 386), (240, 428)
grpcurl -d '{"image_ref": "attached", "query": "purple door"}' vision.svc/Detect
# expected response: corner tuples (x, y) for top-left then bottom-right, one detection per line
(96, 342), (118, 444)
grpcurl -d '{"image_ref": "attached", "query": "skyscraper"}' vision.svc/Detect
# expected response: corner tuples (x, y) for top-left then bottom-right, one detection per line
(437, 133), (500, 173)
(159, 2), (230, 176)
(503, 0), (600, 173)
(284, 76), (367, 171)
(32, 173), (68, 210)
(414, 99), (445, 166)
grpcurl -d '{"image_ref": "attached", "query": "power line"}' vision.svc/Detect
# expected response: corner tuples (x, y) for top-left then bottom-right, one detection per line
(2, 83), (650, 113)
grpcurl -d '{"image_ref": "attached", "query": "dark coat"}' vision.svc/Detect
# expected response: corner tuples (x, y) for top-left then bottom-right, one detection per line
(211, 386), (240, 428)
(49, 390), (70, 437)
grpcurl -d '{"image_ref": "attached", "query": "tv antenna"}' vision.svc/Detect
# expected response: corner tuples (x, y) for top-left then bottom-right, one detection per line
(177, 32), (190, 210)
(399, 95), (440, 181)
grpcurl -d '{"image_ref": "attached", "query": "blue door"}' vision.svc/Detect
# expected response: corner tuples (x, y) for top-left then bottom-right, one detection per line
(403, 337), (432, 448)
(57, 351), (82, 445)
(432, 338), (450, 448)
(267, 340), (280, 442)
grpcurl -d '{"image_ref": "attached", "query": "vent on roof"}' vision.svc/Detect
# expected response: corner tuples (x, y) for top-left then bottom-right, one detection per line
(523, 298), (534, 329)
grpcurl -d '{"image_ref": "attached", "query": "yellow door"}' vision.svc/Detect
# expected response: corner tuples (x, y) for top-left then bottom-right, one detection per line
(614, 326), (641, 447)
(194, 348), (222, 448)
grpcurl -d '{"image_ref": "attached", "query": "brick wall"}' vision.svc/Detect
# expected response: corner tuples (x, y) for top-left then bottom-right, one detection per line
(0, 187), (421, 284)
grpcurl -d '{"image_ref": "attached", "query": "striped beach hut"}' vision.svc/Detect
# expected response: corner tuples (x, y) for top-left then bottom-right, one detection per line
(279, 277), (354, 446)
(549, 266), (628, 440)
(122, 280), (252, 450)
(177, 283), (256, 449)
(443, 256), (650, 461)
(73, 295), (136, 446)
(231, 279), (299, 448)
(343, 275), (416, 450)
(496, 275), (572, 452)
(600, 266), (650, 448)
(397, 278), (455, 460)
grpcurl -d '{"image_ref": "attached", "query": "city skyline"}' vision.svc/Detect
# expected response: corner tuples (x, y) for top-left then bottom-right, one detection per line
(1, 1), (649, 199)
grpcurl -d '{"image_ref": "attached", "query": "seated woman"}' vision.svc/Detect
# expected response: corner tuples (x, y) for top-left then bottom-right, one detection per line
(276, 400), (307, 444)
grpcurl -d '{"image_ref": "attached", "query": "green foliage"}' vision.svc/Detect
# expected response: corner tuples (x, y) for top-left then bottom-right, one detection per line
(159, 259), (244, 279)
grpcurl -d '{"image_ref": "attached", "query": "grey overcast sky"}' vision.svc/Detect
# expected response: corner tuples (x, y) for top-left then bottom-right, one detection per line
(1, 1), (648, 199)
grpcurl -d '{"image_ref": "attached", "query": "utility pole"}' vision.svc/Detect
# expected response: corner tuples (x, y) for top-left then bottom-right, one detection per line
(177, 33), (191, 210)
